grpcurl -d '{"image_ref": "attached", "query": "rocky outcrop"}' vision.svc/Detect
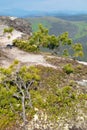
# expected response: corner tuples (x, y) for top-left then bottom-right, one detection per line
(0, 16), (32, 35)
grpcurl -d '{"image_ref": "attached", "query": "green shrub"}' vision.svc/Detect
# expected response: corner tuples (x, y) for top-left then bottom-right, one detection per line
(13, 39), (39, 52)
(13, 24), (83, 57)
(0, 62), (40, 129)
(76, 64), (82, 70)
(63, 63), (74, 74)
(3, 27), (14, 34)
(7, 35), (11, 39)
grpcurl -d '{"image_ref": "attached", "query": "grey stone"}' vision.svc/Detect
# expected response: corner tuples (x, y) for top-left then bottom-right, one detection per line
(0, 16), (32, 35)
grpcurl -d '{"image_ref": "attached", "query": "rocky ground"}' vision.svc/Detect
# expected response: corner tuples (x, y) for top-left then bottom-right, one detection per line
(0, 16), (32, 35)
(0, 20), (55, 68)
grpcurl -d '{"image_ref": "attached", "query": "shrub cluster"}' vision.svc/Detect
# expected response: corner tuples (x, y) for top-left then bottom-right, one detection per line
(3, 27), (14, 34)
(13, 39), (39, 52)
(63, 63), (74, 74)
(12, 24), (83, 59)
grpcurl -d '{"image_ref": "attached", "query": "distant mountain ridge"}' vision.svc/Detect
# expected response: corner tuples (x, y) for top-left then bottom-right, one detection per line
(56, 14), (87, 21)
(0, 8), (87, 17)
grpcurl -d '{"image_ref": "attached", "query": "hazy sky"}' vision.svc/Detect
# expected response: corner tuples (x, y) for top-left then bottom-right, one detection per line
(0, 0), (87, 12)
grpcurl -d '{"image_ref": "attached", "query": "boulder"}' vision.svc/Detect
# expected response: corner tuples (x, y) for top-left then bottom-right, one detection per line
(0, 16), (32, 35)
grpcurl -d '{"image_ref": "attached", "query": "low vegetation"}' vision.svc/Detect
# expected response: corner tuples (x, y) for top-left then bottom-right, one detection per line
(63, 63), (74, 74)
(0, 58), (87, 129)
(13, 39), (39, 52)
(3, 27), (14, 35)
(0, 60), (40, 130)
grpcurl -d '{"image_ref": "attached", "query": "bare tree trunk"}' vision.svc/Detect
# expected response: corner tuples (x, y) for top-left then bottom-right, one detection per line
(26, 89), (32, 108)
(26, 80), (34, 108)
(22, 94), (27, 130)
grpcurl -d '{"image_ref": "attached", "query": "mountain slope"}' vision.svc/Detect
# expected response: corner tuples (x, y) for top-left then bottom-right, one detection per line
(26, 16), (87, 39)
(26, 16), (87, 61)
(0, 16), (87, 130)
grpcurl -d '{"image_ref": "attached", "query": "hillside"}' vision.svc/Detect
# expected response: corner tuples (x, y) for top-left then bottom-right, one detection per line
(26, 16), (87, 61)
(57, 14), (87, 21)
(0, 16), (87, 130)
(26, 17), (78, 37)
(26, 16), (87, 39)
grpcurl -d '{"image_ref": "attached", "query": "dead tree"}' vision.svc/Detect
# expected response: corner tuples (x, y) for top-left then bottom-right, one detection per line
(1, 71), (35, 130)
(14, 73), (34, 130)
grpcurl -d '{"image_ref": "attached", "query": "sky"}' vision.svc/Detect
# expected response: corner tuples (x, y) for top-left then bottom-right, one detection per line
(0, 0), (87, 12)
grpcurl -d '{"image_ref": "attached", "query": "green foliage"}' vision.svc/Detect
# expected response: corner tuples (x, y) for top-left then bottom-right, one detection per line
(78, 93), (87, 100)
(29, 24), (50, 48)
(0, 62), (87, 129)
(28, 17), (77, 36)
(3, 27), (14, 34)
(46, 86), (76, 114)
(13, 39), (39, 52)
(63, 49), (69, 56)
(76, 64), (82, 70)
(13, 24), (83, 59)
(30, 84), (86, 120)
(37, 66), (87, 121)
(30, 90), (47, 109)
(63, 63), (74, 74)
(29, 16), (87, 43)
(29, 17), (87, 61)
(72, 43), (84, 58)
(19, 65), (40, 82)
(28, 17), (51, 32)
(0, 61), (40, 129)
(7, 35), (11, 39)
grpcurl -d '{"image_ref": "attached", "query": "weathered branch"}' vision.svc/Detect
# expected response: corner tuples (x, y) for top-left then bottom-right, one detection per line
(0, 68), (38, 130)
